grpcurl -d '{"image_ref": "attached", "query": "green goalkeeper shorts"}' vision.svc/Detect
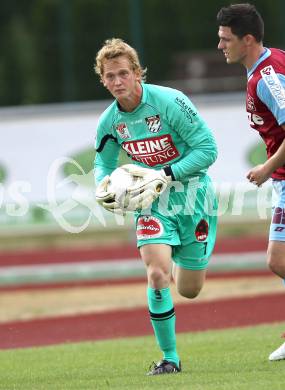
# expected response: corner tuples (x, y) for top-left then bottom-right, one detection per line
(134, 175), (218, 270)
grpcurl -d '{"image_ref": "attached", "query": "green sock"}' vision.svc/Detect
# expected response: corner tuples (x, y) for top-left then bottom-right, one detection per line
(147, 287), (179, 366)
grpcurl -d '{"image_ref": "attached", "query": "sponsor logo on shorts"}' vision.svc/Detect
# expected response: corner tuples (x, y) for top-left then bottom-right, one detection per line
(272, 207), (285, 225)
(145, 115), (162, 133)
(122, 134), (179, 167)
(136, 215), (163, 239)
(116, 123), (131, 139)
(274, 226), (285, 232)
(195, 219), (208, 241)
(260, 65), (285, 109)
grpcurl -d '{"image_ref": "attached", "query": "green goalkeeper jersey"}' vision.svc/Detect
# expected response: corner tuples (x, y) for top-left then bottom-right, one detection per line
(95, 83), (217, 183)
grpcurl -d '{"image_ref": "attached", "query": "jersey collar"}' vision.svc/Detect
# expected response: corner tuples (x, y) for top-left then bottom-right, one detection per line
(247, 48), (271, 78)
(115, 83), (147, 114)
(140, 82), (148, 105)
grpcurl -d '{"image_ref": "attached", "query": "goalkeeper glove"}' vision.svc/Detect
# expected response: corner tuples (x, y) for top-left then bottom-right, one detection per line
(95, 175), (125, 215)
(122, 164), (172, 210)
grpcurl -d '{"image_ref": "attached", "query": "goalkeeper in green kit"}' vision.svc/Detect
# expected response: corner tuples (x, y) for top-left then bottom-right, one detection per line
(94, 38), (218, 375)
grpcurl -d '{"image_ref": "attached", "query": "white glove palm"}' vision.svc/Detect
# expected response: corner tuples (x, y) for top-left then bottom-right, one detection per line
(95, 175), (125, 215)
(123, 164), (171, 210)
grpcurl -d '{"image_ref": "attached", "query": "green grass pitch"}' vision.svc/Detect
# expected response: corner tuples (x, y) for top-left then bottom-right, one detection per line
(0, 322), (284, 390)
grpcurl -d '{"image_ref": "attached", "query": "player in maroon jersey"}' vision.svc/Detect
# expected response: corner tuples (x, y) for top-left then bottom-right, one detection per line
(217, 3), (285, 361)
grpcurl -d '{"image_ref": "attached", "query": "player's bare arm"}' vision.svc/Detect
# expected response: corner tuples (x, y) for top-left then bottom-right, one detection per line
(247, 124), (285, 186)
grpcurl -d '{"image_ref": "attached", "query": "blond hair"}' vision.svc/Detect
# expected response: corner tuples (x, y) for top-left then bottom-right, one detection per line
(94, 38), (147, 82)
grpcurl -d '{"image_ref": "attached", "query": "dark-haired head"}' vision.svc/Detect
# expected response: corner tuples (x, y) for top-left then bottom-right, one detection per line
(217, 3), (264, 42)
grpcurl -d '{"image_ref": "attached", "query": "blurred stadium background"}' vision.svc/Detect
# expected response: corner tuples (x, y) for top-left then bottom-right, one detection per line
(0, 1), (284, 294)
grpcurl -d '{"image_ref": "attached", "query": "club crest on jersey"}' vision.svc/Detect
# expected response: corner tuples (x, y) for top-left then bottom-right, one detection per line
(195, 219), (208, 242)
(116, 123), (131, 139)
(145, 115), (162, 133)
(247, 95), (256, 111)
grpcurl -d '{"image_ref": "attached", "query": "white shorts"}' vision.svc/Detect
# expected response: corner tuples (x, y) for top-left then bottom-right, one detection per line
(269, 179), (285, 241)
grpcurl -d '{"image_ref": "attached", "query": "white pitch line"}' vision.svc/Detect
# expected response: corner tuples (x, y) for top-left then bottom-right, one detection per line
(0, 252), (267, 284)
(0, 259), (143, 280)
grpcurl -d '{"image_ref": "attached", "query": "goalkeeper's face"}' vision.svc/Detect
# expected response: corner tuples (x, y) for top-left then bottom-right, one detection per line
(101, 56), (142, 107)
